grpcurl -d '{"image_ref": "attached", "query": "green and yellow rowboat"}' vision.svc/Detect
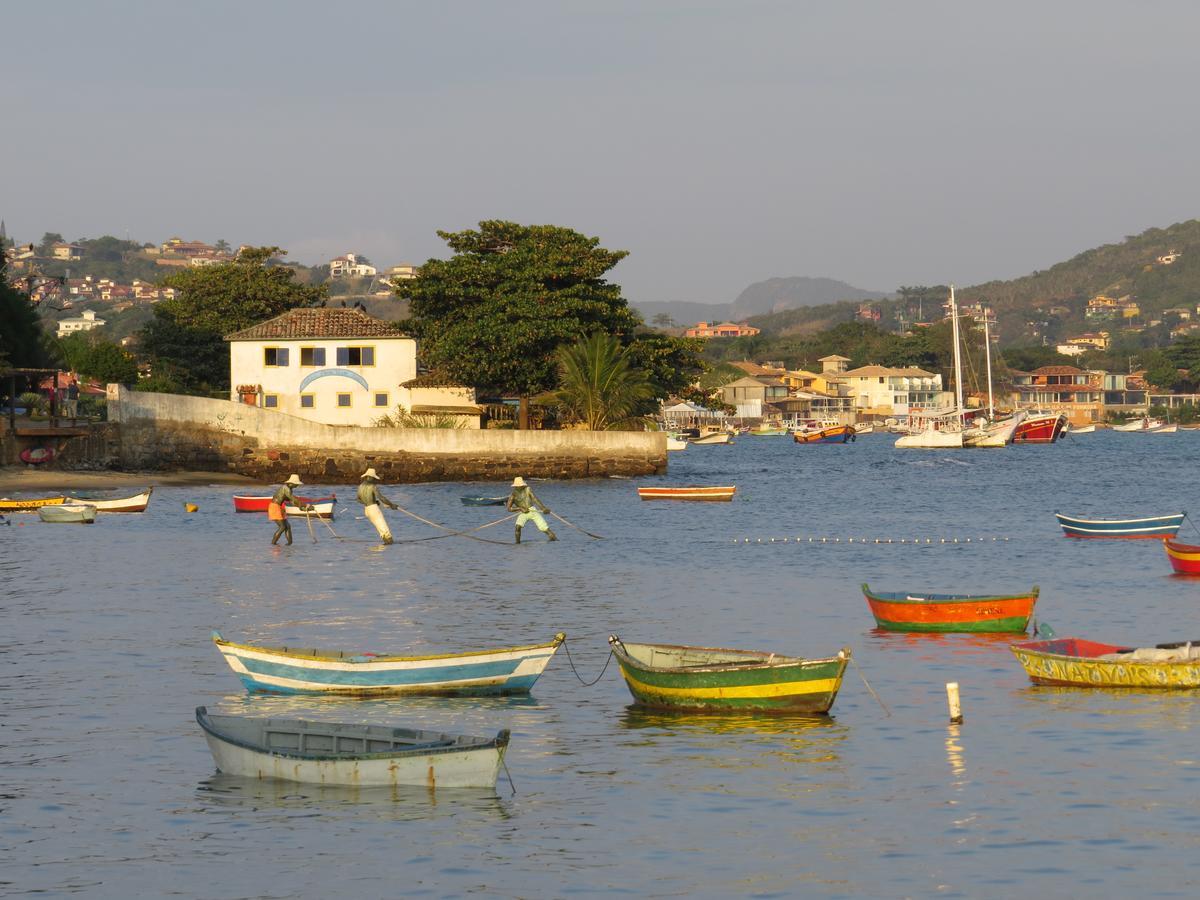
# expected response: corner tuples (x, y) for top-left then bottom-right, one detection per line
(0, 495), (67, 512)
(607, 635), (850, 713)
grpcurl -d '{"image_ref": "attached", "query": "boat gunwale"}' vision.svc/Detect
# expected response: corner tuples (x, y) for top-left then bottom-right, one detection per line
(1054, 511), (1185, 526)
(212, 631), (566, 664)
(195, 706), (509, 762)
(608, 636), (848, 674)
(1163, 538), (1200, 557)
(861, 583), (1039, 605)
(1010, 639), (1200, 673)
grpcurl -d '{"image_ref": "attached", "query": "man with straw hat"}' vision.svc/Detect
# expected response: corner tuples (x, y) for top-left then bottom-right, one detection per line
(268, 474), (304, 546)
(506, 476), (556, 544)
(357, 467), (398, 544)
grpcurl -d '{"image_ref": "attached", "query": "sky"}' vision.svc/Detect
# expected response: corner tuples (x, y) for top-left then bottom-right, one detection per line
(4, 1), (1199, 305)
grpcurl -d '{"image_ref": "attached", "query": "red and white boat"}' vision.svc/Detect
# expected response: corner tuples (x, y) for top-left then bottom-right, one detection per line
(637, 486), (736, 502)
(232, 494), (337, 518)
(64, 487), (154, 513)
(1012, 412), (1067, 443)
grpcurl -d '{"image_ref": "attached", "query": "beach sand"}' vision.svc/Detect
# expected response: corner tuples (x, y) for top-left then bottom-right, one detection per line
(0, 467), (256, 493)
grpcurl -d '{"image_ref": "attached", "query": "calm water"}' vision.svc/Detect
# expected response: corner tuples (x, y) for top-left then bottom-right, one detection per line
(4, 432), (1200, 898)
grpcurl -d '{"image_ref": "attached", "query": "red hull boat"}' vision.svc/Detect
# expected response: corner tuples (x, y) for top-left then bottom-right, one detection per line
(233, 493), (336, 513)
(1164, 538), (1200, 575)
(1013, 413), (1067, 443)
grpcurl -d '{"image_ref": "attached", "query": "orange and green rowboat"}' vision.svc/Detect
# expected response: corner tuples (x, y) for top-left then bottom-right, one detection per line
(862, 583), (1039, 633)
(608, 636), (849, 713)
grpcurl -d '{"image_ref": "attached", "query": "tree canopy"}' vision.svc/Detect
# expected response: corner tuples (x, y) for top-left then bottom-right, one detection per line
(549, 332), (655, 430)
(139, 246), (326, 391)
(57, 333), (138, 384)
(400, 221), (641, 403)
(0, 261), (55, 370)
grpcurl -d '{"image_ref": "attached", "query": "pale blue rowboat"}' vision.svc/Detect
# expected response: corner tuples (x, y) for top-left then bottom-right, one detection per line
(1055, 512), (1185, 539)
(212, 631), (565, 695)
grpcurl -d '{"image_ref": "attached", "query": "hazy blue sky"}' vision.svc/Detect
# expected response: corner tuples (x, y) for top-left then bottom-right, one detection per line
(4, 1), (1197, 304)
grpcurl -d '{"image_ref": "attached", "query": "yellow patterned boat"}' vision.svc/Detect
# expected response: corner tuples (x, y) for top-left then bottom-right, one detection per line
(0, 495), (67, 512)
(1011, 637), (1200, 689)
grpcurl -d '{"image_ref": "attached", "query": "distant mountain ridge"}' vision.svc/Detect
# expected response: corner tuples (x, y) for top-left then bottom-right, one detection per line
(633, 276), (887, 326)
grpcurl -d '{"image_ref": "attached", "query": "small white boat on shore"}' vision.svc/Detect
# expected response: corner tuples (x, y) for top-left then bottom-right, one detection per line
(196, 706), (511, 789)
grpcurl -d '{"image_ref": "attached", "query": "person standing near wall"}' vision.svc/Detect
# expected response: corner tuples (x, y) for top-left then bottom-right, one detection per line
(268, 474), (303, 546)
(64, 379), (79, 419)
(506, 476), (557, 544)
(357, 468), (398, 544)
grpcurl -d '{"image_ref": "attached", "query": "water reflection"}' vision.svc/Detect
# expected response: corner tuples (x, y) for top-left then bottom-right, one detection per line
(197, 773), (514, 820)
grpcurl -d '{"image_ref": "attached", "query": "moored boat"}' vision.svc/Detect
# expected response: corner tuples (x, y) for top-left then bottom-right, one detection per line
(1013, 412), (1068, 443)
(1113, 416), (1163, 432)
(608, 636), (850, 713)
(1151, 423), (1178, 434)
(862, 583), (1038, 633)
(852, 423), (875, 435)
(37, 503), (97, 524)
(894, 424), (964, 448)
(232, 494), (337, 518)
(64, 487), (153, 513)
(793, 425), (856, 444)
(1163, 538), (1200, 575)
(667, 435), (689, 451)
(1068, 424), (1096, 434)
(0, 495), (67, 512)
(195, 706), (511, 788)
(212, 631), (565, 695)
(748, 425), (788, 436)
(461, 495), (507, 507)
(689, 431), (732, 445)
(636, 485), (736, 502)
(1055, 511), (1184, 539)
(1010, 637), (1200, 688)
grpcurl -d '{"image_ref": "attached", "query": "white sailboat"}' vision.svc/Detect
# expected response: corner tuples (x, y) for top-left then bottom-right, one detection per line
(896, 285), (968, 449)
(963, 312), (1022, 447)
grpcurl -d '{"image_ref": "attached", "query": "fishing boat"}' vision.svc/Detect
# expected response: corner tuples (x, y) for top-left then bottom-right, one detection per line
(0, 495), (67, 512)
(853, 423), (875, 435)
(1010, 637), (1200, 689)
(1163, 538), (1200, 575)
(1013, 412), (1068, 443)
(666, 435), (689, 451)
(232, 494), (337, 518)
(895, 420), (964, 448)
(749, 425), (788, 436)
(37, 503), (97, 524)
(1151, 423), (1179, 434)
(64, 487), (153, 513)
(689, 431), (732, 445)
(793, 424), (856, 444)
(1055, 511), (1185, 539)
(461, 495), (507, 507)
(862, 583), (1039, 633)
(608, 636), (850, 713)
(963, 411), (1026, 448)
(212, 631), (565, 695)
(896, 285), (972, 450)
(1113, 415), (1163, 432)
(1068, 424), (1096, 434)
(636, 485), (736, 502)
(195, 706), (511, 788)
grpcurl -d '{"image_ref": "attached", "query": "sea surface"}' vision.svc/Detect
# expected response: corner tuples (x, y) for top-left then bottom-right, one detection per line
(4, 431), (1200, 898)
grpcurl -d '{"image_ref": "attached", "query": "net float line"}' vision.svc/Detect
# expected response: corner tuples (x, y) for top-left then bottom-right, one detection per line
(733, 536), (1011, 545)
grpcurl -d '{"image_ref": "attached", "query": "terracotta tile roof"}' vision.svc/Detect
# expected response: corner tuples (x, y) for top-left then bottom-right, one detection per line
(1031, 365), (1084, 375)
(224, 308), (406, 341)
(401, 371), (469, 388)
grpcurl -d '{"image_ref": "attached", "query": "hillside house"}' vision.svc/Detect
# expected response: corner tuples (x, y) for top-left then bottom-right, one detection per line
(329, 253), (377, 278)
(51, 242), (84, 261)
(684, 321), (761, 339)
(225, 308), (480, 428)
(56, 309), (106, 338)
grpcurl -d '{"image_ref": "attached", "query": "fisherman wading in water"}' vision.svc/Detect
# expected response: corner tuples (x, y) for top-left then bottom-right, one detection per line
(357, 468), (398, 544)
(506, 476), (556, 544)
(268, 474), (304, 545)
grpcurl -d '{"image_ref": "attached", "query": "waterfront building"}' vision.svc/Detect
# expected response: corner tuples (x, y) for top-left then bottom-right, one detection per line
(1011, 365), (1106, 425)
(225, 307), (480, 427)
(840, 365), (947, 421)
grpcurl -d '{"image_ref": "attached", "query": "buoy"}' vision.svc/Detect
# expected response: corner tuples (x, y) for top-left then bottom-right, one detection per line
(946, 682), (963, 723)
(185, 503), (199, 513)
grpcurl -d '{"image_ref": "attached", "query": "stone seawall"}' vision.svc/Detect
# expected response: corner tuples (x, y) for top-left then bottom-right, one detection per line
(104, 386), (666, 482)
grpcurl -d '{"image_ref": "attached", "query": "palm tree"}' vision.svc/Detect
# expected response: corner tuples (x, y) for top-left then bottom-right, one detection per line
(550, 332), (655, 430)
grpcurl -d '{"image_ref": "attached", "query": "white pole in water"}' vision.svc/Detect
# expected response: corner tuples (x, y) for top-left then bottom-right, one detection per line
(983, 311), (994, 420)
(949, 285), (965, 422)
(946, 682), (963, 723)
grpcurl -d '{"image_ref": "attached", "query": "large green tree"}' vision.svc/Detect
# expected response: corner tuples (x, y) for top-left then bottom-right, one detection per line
(139, 246), (326, 391)
(57, 333), (139, 384)
(399, 221), (641, 426)
(1, 261), (55, 370)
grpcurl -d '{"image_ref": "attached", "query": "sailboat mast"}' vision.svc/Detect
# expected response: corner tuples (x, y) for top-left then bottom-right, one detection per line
(950, 285), (964, 418)
(983, 311), (994, 418)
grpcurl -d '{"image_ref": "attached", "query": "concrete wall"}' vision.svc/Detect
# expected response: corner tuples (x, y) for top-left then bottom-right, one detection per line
(106, 386), (665, 482)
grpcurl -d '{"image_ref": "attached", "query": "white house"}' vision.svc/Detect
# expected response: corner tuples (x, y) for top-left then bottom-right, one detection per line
(329, 253), (377, 278)
(840, 365), (947, 418)
(57, 309), (106, 337)
(224, 307), (480, 427)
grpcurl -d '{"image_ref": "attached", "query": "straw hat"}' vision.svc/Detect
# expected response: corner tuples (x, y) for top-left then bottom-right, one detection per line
(285, 474), (303, 486)
(361, 467), (381, 481)
(512, 476), (527, 487)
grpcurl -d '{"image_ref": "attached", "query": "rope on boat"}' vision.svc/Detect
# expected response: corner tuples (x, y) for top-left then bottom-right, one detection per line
(500, 755), (517, 796)
(551, 511), (605, 540)
(561, 637), (615, 686)
(733, 536), (1011, 545)
(849, 655), (891, 717)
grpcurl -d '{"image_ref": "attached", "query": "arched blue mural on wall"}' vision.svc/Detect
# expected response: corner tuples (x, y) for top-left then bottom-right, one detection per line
(298, 368), (370, 392)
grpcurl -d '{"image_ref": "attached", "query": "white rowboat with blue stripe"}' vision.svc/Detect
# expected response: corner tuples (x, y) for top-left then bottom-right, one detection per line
(213, 631), (565, 696)
(1055, 512), (1185, 539)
